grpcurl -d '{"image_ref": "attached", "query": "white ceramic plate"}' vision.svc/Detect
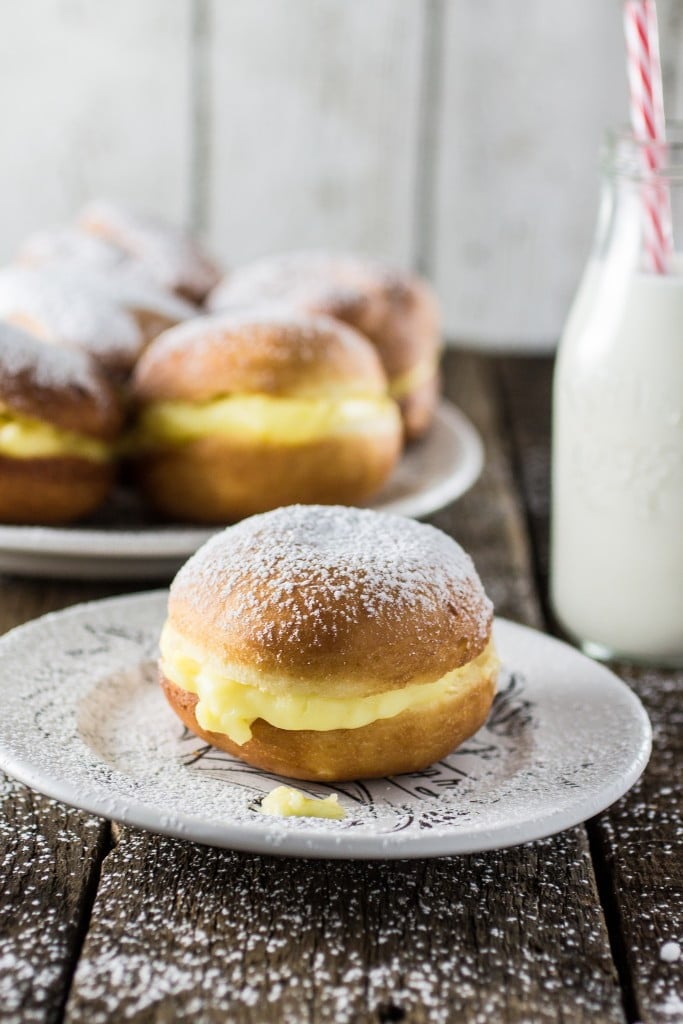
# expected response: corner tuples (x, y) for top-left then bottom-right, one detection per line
(0, 401), (482, 580)
(0, 592), (651, 859)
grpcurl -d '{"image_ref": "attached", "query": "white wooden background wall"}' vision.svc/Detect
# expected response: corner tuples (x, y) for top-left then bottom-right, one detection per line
(1, 0), (682, 348)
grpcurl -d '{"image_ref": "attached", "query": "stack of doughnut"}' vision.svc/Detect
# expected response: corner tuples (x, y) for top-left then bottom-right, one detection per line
(0, 201), (443, 524)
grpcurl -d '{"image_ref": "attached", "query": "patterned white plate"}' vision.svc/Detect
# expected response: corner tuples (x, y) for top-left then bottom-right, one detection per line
(0, 400), (482, 580)
(0, 592), (651, 859)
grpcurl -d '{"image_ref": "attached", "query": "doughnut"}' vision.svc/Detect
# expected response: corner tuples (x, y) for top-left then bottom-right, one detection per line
(0, 322), (123, 523)
(79, 200), (221, 304)
(17, 236), (195, 345)
(19, 226), (138, 275)
(159, 505), (498, 781)
(75, 267), (195, 347)
(131, 312), (402, 523)
(207, 251), (442, 440)
(43, 264), (194, 347)
(0, 266), (144, 379)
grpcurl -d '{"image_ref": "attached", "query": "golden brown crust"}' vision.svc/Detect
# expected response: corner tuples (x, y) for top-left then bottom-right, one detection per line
(320, 270), (440, 380)
(161, 668), (496, 781)
(207, 253), (442, 379)
(0, 322), (124, 441)
(0, 455), (115, 524)
(399, 370), (441, 443)
(132, 312), (389, 403)
(167, 505), (494, 690)
(135, 429), (401, 523)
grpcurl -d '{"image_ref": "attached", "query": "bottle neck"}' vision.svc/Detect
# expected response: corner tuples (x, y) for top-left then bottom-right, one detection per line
(595, 125), (683, 274)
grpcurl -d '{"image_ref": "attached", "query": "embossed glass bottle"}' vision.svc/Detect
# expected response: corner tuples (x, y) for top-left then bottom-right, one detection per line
(551, 127), (683, 666)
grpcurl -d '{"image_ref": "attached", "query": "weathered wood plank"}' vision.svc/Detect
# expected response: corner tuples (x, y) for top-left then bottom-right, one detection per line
(0, 781), (108, 1024)
(64, 826), (621, 1024)
(493, 357), (553, 609)
(0, 0), (680, 342)
(498, 356), (683, 1024)
(429, 0), (625, 347)
(595, 664), (683, 1024)
(0, 582), (136, 1024)
(0, 0), (193, 262)
(0, 578), (134, 637)
(64, 352), (624, 1024)
(429, 354), (543, 628)
(202, 0), (425, 267)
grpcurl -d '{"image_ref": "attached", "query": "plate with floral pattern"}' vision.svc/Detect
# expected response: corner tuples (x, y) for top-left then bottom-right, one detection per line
(0, 591), (651, 859)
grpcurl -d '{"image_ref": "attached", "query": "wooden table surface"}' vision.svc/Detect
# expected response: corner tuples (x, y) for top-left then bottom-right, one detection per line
(0, 352), (680, 1024)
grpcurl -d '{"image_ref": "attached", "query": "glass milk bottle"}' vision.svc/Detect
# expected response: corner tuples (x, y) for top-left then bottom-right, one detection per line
(551, 127), (683, 666)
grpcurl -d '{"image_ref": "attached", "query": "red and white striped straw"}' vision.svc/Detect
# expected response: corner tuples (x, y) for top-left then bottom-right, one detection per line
(624, 0), (671, 273)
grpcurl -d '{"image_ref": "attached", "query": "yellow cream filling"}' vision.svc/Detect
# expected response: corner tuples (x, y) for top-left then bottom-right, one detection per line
(136, 393), (400, 448)
(160, 624), (498, 747)
(260, 786), (346, 820)
(388, 357), (438, 401)
(0, 406), (109, 462)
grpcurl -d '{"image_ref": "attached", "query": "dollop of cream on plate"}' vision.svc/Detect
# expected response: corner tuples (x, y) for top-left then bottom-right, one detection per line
(259, 786), (346, 820)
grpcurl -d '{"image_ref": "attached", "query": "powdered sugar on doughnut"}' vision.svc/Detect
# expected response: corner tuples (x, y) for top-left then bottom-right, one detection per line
(208, 250), (392, 314)
(80, 200), (220, 301)
(171, 505), (493, 681)
(42, 264), (195, 323)
(151, 309), (373, 361)
(133, 310), (387, 403)
(19, 227), (136, 273)
(0, 266), (143, 370)
(0, 320), (120, 434)
(0, 321), (105, 394)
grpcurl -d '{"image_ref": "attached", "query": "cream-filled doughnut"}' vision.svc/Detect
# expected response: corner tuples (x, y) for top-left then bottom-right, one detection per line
(16, 240), (196, 347)
(19, 226), (139, 276)
(0, 322), (123, 523)
(131, 312), (402, 522)
(79, 200), (221, 304)
(0, 266), (144, 379)
(207, 251), (442, 440)
(160, 505), (498, 781)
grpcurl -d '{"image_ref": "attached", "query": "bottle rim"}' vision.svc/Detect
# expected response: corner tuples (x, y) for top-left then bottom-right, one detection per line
(603, 122), (683, 183)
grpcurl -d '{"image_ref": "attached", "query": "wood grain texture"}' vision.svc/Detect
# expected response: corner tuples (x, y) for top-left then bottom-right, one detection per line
(64, 827), (622, 1024)
(0, 780), (108, 1024)
(63, 352), (624, 1024)
(429, 0), (625, 347)
(595, 664), (683, 1024)
(0, 577), (138, 637)
(498, 356), (683, 1024)
(202, 0), (425, 267)
(0, 581), (141, 1024)
(0, 0), (193, 262)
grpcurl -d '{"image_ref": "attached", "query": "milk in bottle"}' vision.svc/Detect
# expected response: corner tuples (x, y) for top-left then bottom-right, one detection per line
(551, 129), (683, 665)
